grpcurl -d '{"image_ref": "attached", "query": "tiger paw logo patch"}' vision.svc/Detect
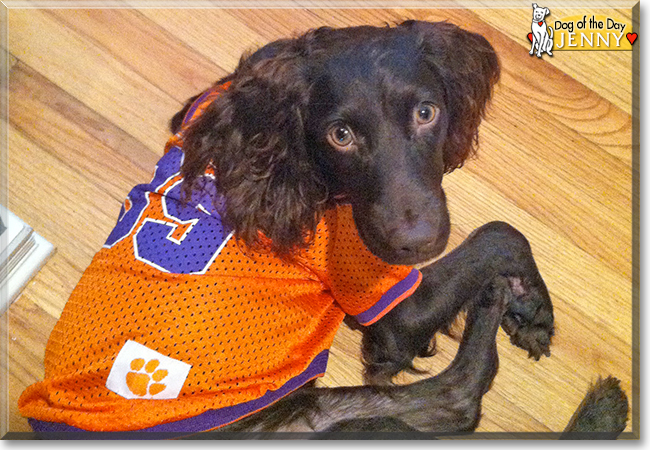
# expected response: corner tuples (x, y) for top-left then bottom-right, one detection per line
(106, 340), (191, 400)
(126, 358), (169, 397)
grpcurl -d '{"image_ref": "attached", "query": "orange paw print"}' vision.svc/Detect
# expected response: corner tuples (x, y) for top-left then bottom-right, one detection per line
(125, 358), (168, 397)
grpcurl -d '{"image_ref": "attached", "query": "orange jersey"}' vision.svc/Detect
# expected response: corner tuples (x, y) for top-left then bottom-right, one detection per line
(19, 84), (422, 433)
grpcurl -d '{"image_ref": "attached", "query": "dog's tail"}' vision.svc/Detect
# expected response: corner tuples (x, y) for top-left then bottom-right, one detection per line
(560, 376), (629, 439)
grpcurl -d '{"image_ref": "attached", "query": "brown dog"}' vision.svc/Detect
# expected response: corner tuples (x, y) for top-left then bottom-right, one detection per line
(20, 21), (627, 437)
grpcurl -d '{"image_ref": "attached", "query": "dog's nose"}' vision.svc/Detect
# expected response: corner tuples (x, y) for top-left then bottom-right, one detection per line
(389, 217), (441, 257)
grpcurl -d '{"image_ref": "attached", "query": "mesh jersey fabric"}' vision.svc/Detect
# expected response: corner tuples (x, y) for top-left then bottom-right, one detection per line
(18, 83), (422, 433)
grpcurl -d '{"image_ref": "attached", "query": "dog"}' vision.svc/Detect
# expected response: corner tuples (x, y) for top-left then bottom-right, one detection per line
(19, 20), (627, 437)
(530, 3), (554, 57)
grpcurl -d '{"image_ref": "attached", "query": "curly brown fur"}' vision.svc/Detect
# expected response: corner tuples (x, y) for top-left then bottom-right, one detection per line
(361, 222), (554, 385)
(177, 21), (499, 260)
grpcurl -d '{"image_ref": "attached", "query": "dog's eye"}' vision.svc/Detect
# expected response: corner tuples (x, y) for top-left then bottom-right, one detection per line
(327, 124), (355, 150)
(414, 103), (438, 125)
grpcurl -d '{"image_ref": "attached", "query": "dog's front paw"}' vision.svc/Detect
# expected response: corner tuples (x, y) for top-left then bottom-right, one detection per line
(499, 275), (554, 360)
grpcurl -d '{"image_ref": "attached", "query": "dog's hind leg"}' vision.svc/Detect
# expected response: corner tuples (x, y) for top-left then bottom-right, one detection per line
(319, 417), (419, 434)
(362, 221), (554, 385)
(220, 277), (508, 434)
(560, 376), (629, 439)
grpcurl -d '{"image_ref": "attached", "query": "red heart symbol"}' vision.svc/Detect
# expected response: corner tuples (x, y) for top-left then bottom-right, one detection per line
(626, 32), (638, 45)
(538, 21), (543, 26)
(527, 32), (533, 42)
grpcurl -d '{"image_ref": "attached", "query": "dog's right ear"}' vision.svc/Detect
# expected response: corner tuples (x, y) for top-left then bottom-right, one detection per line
(181, 37), (330, 258)
(532, 3), (538, 9)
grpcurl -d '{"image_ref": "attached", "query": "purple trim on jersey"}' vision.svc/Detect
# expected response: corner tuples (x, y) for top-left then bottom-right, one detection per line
(182, 89), (214, 126)
(354, 268), (421, 325)
(28, 350), (329, 434)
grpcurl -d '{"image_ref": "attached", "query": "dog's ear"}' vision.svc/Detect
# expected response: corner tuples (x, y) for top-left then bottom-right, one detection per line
(403, 21), (500, 172)
(532, 3), (538, 9)
(544, 8), (550, 16)
(181, 37), (329, 257)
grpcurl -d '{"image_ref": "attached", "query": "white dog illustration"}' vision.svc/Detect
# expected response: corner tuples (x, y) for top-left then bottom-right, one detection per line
(530, 3), (554, 58)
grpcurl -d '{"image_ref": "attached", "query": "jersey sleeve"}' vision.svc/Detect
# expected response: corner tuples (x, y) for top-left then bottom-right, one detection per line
(311, 204), (422, 326)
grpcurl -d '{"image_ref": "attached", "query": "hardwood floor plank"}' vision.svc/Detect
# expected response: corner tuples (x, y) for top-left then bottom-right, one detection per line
(9, 62), (159, 201)
(8, 9), (178, 152)
(490, 71), (632, 163)
(475, 120), (631, 277)
(8, 54), (18, 71)
(138, 9), (272, 74)
(308, 8), (411, 28)
(225, 8), (332, 41)
(6, 296), (57, 433)
(46, 10), (224, 103)
(7, 128), (123, 275)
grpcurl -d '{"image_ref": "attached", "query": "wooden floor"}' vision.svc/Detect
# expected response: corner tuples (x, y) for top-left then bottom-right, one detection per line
(2, 4), (638, 437)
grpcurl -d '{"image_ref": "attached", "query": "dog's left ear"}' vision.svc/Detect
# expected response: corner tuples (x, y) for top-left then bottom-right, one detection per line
(402, 21), (501, 172)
